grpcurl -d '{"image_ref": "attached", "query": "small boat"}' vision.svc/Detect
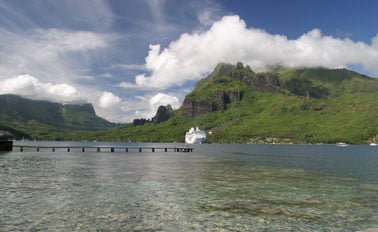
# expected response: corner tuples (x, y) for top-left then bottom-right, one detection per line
(185, 126), (206, 144)
(370, 134), (377, 146)
(336, 142), (348, 147)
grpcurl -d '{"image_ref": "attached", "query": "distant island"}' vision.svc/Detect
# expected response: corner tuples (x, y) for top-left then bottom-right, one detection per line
(1, 63), (378, 144)
(0, 94), (116, 140)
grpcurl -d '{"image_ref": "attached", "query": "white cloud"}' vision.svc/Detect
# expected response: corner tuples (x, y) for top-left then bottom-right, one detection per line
(118, 82), (139, 89)
(99, 91), (122, 108)
(119, 92), (180, 121)
(0, 74), (82, 103)
(92, 92), (180, 123)
(33, 28), (107, 53)
(2, 10), (377, 124)
(92, 91), (125, 122)
(150, 92), (180, 112)
(135, 15), (378, 89)
(197, 6), (222, 26)
(0, 74), (181, 123)
(0, 74), (128, 123)
(0, 27), (109, 83)
(113, 63), (147, 71)
(373, 34), (378, 49)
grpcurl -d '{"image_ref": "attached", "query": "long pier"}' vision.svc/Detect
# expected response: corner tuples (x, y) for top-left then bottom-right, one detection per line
(12, 145), (193, 153)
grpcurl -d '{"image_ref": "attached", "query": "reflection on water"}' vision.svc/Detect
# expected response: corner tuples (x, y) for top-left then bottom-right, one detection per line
(1, 142), (378, 231)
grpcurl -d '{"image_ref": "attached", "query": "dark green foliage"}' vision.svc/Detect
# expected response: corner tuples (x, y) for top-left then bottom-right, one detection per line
(236, 62), (244, 69)
(0, 95), (63, 125)
(133, 118), (150, 126)
(60, 103), (113, 130)
(131, 105), (174, 126)
(156, 105), (173, 122)
(283, 78), (330, 98)
(152, 105), (173, 123)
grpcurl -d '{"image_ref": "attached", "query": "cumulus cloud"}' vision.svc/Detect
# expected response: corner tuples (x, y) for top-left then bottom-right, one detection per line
(0, 72), (182, 123)
(0, 27), (117, 119)
(127, 93), (180, 120)
(198, 8), (222, 26)
(150, 92), (180, 112)
(0, 74), (127, 123)
(0, 74), (83, 103)
(135, 15), (378, 89)
(93, 92), (180, 123)
(99, 91), (122, 108)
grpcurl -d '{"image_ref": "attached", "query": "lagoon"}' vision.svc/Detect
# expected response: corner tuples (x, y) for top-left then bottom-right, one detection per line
(1, 142), (378, 231)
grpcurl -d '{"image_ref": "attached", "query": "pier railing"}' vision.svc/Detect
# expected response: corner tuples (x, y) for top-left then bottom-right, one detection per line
(12, 145), (193, 153)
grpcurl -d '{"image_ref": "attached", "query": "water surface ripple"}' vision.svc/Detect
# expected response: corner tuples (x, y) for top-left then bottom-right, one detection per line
(1, 142), (377, 231)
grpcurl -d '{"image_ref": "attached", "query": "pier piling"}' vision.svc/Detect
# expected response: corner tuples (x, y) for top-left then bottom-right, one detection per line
(13, 145), (193, 153)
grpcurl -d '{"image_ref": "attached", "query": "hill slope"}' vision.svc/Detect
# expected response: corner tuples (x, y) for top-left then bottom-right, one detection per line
(103, 63), (378, 144)
(0, 94), (115, 140)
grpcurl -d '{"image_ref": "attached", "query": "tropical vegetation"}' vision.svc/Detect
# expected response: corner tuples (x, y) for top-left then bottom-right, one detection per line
(2, 63), (378, 144)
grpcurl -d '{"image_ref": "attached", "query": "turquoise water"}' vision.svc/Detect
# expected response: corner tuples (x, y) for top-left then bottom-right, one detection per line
(1, 142), (378, 231)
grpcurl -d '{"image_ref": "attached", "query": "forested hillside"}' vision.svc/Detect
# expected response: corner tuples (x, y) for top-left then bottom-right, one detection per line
(0, 95), (115, 140)
(103, 63), (378, 144)
(2, 63), (378, 144)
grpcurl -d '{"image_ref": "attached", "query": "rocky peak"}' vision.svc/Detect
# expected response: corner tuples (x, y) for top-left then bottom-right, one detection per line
(183, 90), (244, 117)
(183, 62), (282, 117)
(152, 105), (174, 123)
(183, 99), (215, 117)
(230, 71), (281, 93)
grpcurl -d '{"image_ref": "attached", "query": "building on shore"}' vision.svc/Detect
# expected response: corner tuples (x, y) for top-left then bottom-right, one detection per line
(0, 130), (13, 152)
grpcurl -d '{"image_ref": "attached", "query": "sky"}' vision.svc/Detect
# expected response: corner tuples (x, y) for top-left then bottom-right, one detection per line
(1, 0), (378, 123)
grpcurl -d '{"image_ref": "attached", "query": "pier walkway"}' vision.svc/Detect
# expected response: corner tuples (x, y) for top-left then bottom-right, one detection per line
(12, 145), (193, 153)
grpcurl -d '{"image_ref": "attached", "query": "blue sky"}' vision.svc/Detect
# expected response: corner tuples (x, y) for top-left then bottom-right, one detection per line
(0, 0), (378, 122)
(223, 0), (378, 43)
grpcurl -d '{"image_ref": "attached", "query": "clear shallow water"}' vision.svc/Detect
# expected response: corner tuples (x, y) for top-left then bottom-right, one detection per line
(1, 142), (378, 231)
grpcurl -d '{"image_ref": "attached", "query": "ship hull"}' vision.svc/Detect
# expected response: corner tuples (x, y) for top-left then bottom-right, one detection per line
(185, 127), (206, 144)
(185, 135), (206, 144)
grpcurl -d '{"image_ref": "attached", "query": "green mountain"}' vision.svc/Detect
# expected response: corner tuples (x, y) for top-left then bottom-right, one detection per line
(102, 63), (378, 144)
(2, 64), (378, 144)
(0, 94), (115, 140)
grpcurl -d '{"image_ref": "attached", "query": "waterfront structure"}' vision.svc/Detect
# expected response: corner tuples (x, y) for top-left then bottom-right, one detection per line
(0, 130), (13, 151)
(13, 144), (193, 153)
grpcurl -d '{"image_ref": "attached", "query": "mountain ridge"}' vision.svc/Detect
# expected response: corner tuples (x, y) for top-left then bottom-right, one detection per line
(102, 63), (378, 144)
(0, 94), (115, 140)
(1, 63), (378, 144)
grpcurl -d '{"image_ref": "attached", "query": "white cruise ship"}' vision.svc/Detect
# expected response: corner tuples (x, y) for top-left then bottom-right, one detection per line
(185, 127), (206, 144)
